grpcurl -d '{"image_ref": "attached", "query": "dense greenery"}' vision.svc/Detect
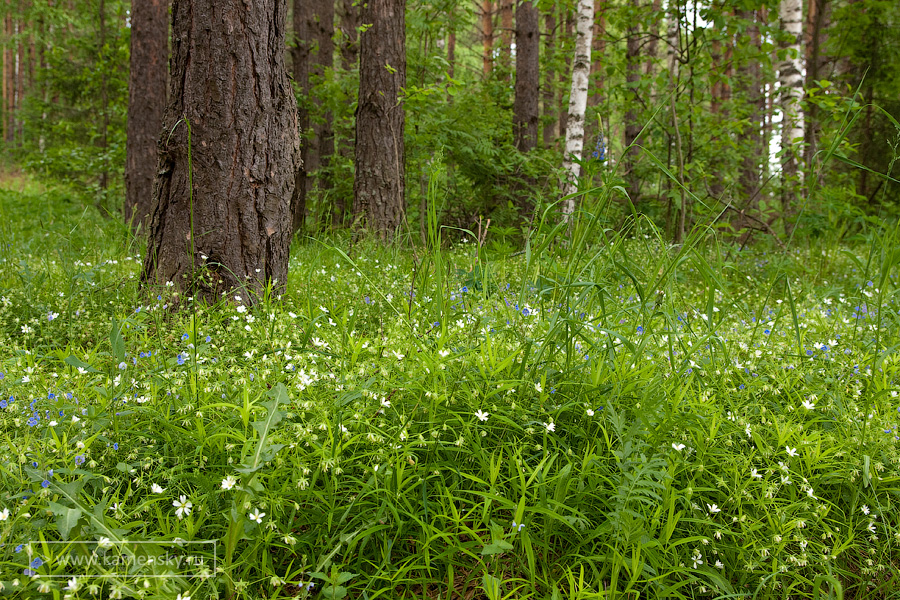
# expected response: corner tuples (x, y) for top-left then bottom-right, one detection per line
(4, 0), (900, 236)
(2, 170), (900, 598)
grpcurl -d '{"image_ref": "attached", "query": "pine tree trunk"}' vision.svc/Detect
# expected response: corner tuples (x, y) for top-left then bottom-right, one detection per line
(804, 0), (828, 172)
(125, 0), (168, 233)
(779, 0), (804, 220)
(732, 9), (765, 237)
(542, 10), (556, 148)
(561, 0), (593, 214)
(482, 0), (493, 76)
(353, 0), (406, 240)
(513, 0), (539, 152)
(314, 0), (335, 211)
(97, 0), (109, 191)
(623, 0), (642, 203)
(339, 0), (359, 70)
(499, 0), (512, 71)
(142, 0), (299, 305)
(291, 0), (313, 233)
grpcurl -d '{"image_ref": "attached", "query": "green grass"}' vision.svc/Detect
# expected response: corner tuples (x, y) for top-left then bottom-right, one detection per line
(1, 175), (900, 599)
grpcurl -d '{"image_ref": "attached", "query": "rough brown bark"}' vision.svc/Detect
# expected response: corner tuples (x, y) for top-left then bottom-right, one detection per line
(513, 0), (539, 152)
(97, 0), (108, 190)
(623, 0), (642, 203)
(481, 0), (493, 76)
(142, 0), (299, 305)
(353, 0), (406, 240)
(125, 0), (168, 233)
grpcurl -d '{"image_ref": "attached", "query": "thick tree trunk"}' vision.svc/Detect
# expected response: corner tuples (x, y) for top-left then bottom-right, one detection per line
(779, 0), (804, 219)
(561, 0), (593, 214)
(481, 0), (493, 76)
(623, 0), (642, 203)
(513, 0), (539, 152)
(314, 0), (335, 205)
(142, 0), (299, 305)
(353, 0), (406, 240)
(125, 0), (168, 233)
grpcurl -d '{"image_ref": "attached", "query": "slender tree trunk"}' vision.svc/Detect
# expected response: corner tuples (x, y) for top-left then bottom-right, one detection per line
(142, 0), (299, 305)
(561, 0), (593, 215)
(125, 0), (168, 233)
(499, 0), (512, 71)
(314, 0), (335, 224)
(542, 10), (556, 148)
(557, 7), (572, 140)
(97, 0), (109, 192)
(513, 0), (539, 152)
(734, 9), (764, 235)
(335, 0), (359, 225)
(804, 0), (828, 173)
(623, 0), (642, 203)
(292, 0), (313, 233)
(779, 0), (804, 221)
(585, 1), (606, 159)
(16, 18), (24, 145)
(339, 0), (360, 70)
(447, 28), (456, 79)
(481, 0), (493, 76)
(2, 12), (8, 144)
(353, 0), (406, 240)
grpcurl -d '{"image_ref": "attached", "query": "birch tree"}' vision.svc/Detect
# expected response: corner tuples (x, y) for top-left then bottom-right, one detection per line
(779, 0), (804, 215)
(561, 0), (594, 216)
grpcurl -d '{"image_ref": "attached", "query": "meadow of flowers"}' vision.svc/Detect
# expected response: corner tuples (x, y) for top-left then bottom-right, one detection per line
(1, 178), (900, 598)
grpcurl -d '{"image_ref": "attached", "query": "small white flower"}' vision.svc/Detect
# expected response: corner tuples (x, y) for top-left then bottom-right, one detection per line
(535, 383), (543, 393)
(750, 468), (762, 479)
(544, 422), (556, 433)
(715, 560), (724, 569)
(862, 505), (870, 515)
(151, 484), (165, 494)
(786, 446), (798, 457)
(707, 503), (721, 514)
(65, 577), (79, 591)
(802, 399), (816, 410)
(806, 487), (816, 499)
(380, 397), (391, 408)
(867, 521), (876, 533)
(586, 408), (595, 417)
(672, 443), (686, 451)
(0, 507), (9, 521)
(248, 509), (265, 524)
(173, 495), (192, 519)
(221, 476), (237, 491)
(745, 424), (752, 438)
(474, 410), (489, 422)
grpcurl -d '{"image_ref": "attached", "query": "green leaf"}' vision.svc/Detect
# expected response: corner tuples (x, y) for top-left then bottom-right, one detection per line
(64, 355), (100, 373)
(48, 502), (83, 539)
(110, 317), (125, 363)
(480, 539), (514, 555)
(237, 383), (288, 474)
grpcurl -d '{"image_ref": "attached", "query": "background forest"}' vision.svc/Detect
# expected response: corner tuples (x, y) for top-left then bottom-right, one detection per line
(2, 0), (898, 243)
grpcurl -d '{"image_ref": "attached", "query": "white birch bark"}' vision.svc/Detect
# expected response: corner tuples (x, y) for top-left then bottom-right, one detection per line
(561, 0), (594, 218)
(779, 0), (804, 178)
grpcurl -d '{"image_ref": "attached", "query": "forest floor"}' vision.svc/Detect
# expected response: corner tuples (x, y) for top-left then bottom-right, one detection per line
(1, 176), (900, 599)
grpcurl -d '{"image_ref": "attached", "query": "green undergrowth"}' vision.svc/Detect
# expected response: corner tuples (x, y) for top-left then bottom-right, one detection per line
(1, 178), (900, 599)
